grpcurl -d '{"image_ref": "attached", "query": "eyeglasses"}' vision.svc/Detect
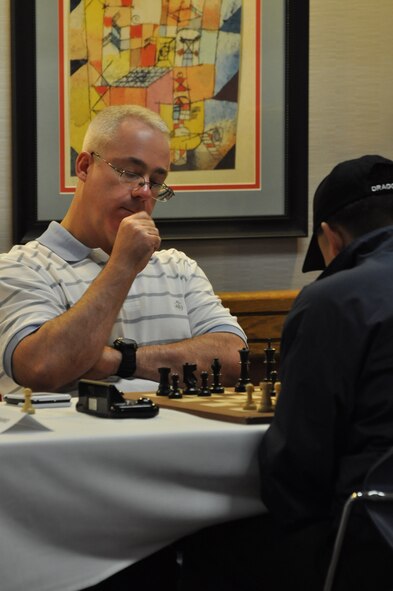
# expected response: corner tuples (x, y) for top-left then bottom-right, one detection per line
(91, 152), (174, 202)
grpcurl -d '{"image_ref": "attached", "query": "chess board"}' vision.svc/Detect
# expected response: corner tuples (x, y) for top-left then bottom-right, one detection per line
(124, 388), (275, 425)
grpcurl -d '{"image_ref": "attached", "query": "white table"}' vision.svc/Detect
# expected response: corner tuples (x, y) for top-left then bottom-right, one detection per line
(0, 400), (267, 591)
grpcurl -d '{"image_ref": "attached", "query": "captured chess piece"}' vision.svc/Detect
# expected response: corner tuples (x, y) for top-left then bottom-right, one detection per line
(243, 383), (257, 410)
(156, 367), (172, 396)
(234, 348), (251, 392)
(182, 363), (200, 395)
(258, 381), (273, 413)
(21, 387), (35, 414)
(210, 358), (224, 394)
(169, 373), (183, 399)
(198, 371), (211, 397)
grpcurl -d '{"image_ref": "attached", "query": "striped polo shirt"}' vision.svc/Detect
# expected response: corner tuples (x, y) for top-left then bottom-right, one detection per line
(0, 222), (246, 393)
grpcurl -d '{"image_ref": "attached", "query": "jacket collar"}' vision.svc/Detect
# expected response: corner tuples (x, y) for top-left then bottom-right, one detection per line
(318, 226), (393, 280)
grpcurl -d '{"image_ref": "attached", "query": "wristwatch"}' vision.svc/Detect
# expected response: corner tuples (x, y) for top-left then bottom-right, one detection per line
(113, 338), (138, 378)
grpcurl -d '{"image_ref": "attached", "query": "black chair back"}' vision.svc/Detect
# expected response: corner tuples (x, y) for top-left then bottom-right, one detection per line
(323, 447), (393, 591)
(364, 446), (393, 551)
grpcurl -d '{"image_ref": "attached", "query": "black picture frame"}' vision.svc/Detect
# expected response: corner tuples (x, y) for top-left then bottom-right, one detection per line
(11, 0), (309, 244)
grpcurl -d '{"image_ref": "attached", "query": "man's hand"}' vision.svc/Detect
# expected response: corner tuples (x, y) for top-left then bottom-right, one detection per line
(110, 212), (161, 275)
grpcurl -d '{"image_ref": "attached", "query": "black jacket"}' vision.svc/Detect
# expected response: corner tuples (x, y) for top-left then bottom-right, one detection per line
(259, 226), (393, 530)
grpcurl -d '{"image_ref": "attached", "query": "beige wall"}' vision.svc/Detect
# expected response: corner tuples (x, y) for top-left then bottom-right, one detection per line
(1, 1), (392, 291)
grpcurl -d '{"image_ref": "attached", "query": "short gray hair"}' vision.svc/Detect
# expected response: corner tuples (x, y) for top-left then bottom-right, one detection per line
(82, 104), (170, 153)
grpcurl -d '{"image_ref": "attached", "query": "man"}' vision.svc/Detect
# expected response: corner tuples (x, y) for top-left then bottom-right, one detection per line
(259, 155), (393, 589)
(0, 105), (245, 394)
(168, 156), (393, 591)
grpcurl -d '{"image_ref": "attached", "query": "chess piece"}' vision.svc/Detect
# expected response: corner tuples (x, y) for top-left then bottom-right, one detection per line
(234, 348), (251, 392)
(270, 369), (278, 387)
(198, 371), (211, 397)
(243, 383), (257, 410)
(269, 370), (278, 402)
(258, 381), (273, 413)
(156, 367), (172, 396)
(21, 387), (35, 414)
(210, 358), (224, 394)
(274, 381), (281, 403)
(263, 340), (277, 381)
(182, 363), (199, 395)
(169, 373), (183, 399)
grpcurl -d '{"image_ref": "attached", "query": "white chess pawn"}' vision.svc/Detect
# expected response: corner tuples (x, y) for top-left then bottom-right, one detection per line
(258, 381), (273, 413)
(274, 381), (281, 404)
(21, 388), (35, 414)
(243, 383), (257, 410)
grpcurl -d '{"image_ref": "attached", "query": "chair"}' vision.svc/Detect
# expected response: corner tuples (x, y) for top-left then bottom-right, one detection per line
(323, 447), (393, 591)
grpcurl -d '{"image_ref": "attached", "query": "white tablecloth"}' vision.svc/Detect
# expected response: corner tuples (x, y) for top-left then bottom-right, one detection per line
(0, 400), (267, 591)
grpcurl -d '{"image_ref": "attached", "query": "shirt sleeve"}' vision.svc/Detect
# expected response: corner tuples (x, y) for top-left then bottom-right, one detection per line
(181, 254), (247, 343)
(0, 259), (69, 379)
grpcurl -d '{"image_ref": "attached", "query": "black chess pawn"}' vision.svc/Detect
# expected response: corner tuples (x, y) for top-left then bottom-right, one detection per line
(234, 347), (252, 392)
(268, 369), (278, 399)
(270, 369), (278, 385)
(156, 367), (172, 396)
(169, 373), (183, 399)
(210, 358), (225, 394)
(263, 340), (277, 382)
(198, 371), (211, 397)
(182, 362), (200, 395)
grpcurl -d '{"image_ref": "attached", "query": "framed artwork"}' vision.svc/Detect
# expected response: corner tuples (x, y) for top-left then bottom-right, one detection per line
(11, 0), (309, 243)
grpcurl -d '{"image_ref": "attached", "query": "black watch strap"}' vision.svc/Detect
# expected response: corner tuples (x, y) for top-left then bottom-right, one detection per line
(113, 338), (138, 378)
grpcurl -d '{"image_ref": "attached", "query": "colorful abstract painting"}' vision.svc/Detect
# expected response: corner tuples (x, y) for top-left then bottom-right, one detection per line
(59, 0), (260, 192)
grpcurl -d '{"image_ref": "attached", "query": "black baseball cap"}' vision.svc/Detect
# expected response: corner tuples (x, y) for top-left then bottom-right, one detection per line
(302, 155), (393, 272)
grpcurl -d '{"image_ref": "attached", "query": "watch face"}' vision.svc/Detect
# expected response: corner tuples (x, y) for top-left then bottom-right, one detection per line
(114, 338), (137, 350)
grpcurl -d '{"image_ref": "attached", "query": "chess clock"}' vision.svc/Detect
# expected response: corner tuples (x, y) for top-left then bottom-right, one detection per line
(77, 380), (159, 419)
(113, 338), (138, 378)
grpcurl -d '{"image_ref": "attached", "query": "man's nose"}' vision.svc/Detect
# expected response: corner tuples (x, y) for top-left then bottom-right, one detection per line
(131, 178), (152, 199)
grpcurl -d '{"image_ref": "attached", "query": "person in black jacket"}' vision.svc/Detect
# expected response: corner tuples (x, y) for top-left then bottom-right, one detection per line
(179, 155), (393, 591)
(259, 154), (393, 590)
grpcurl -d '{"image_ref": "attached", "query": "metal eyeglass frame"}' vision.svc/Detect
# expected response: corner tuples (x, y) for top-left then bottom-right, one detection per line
(91, 151), (174, 202)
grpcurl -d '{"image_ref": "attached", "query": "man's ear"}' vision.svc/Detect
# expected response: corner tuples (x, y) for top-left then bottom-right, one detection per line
(320, 222), (346, 260)
(75, 152), (92, 182)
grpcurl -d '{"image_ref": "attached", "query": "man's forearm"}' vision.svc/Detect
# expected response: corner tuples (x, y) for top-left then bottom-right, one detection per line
(134, 332), (245, 386)
(12, 261), (137, 391)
